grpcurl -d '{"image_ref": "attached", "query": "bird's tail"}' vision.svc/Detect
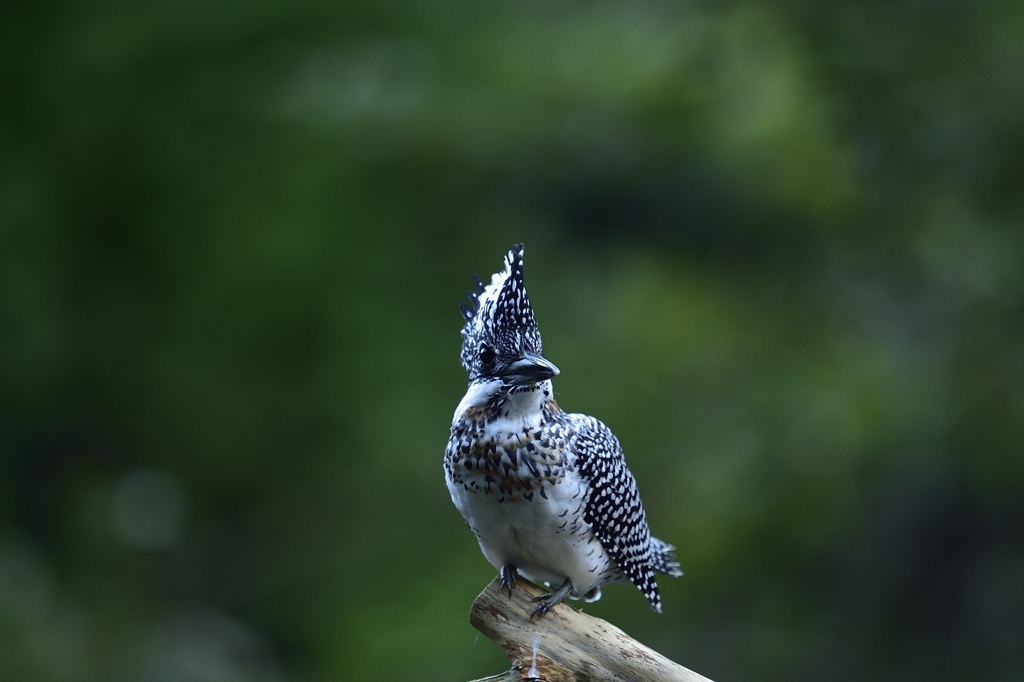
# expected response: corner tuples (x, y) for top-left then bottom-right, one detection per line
(650, 537), (684, 577)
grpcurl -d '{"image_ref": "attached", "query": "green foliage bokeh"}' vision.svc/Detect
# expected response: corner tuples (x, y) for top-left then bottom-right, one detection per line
(2, 0), (1023, 680)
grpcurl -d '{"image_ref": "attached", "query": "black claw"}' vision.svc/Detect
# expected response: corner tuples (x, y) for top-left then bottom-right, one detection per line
(529, 577), (574, 619)
(500, 564), (518, 598)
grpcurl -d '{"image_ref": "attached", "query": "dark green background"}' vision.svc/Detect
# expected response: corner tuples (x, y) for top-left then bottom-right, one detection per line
(2, 0), (1023, 680)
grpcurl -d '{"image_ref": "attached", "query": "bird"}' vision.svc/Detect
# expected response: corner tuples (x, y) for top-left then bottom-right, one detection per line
(444, 244), (682, 617)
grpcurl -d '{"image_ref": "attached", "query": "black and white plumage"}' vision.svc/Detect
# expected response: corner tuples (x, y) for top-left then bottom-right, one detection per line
(444, 244), (682, 616)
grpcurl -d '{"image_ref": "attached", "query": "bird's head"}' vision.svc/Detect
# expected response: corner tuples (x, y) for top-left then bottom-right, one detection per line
(458, 244), (559, 387)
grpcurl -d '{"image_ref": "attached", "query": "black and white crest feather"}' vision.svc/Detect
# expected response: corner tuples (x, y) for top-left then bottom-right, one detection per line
(459, 244), (543, 380)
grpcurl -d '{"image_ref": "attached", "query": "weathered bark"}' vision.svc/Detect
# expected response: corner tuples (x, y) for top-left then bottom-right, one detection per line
(467, 576), (713, 682)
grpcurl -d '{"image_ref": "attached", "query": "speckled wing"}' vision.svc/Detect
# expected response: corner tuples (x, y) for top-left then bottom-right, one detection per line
(568, 414), (666, 612)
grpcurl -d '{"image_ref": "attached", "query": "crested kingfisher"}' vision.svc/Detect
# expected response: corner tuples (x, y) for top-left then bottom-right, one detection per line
(444, 244), (682, 616)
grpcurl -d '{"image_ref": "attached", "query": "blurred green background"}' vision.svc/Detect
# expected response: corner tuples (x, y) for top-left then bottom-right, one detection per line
(2, 0), (1023, 680)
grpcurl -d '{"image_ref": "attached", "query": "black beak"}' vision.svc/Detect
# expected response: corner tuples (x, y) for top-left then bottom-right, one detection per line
(499, 352), (560, 386)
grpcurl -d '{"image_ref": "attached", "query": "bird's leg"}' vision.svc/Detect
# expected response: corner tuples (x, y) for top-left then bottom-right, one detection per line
(530, 577), (574, 618)
(500, 564), (518, 598)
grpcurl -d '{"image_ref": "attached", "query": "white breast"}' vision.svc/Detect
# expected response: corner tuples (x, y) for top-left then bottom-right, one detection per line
(446, 406), (617, 597)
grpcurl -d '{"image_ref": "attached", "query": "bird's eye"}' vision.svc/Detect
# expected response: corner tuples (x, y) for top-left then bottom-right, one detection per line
(479, 346), (496, 368)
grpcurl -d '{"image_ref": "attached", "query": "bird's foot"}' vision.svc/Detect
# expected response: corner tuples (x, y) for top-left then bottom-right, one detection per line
(500, 564), (518, 598)
(530, 577), (574, 618)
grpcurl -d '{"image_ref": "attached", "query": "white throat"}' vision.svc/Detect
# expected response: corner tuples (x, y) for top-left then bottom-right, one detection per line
(453, 379), (553, 425)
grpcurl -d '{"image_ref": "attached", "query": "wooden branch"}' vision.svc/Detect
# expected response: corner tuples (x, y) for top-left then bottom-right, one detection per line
(467, 576), (713, 682)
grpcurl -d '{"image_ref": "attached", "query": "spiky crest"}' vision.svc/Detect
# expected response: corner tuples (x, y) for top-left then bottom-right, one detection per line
(458, 244), (543, 381)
